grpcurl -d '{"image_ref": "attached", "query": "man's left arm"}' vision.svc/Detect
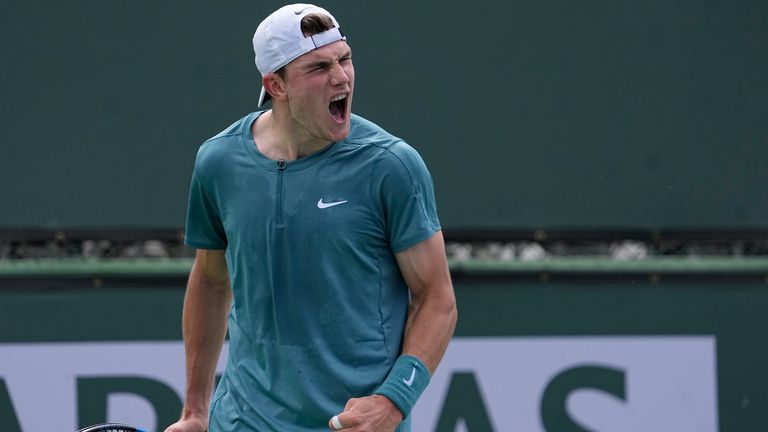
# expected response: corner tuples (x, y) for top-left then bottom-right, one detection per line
(329, 231), (457, 431)
(395, 230), (457, 372)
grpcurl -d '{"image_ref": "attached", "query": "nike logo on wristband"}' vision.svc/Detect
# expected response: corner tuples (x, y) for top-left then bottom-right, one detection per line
(402, 367), (416, 387)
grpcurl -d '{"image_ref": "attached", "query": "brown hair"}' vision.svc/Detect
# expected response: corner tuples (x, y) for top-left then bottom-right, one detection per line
(275, 13), (336, 78)
(300, 13), (335, 37)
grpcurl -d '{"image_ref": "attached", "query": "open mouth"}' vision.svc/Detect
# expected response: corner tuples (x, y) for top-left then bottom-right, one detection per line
(329, 94), (348, 122)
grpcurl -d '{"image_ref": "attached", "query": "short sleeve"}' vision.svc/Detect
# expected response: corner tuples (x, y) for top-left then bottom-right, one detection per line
(184, 154), (228, 250)
(376, 141), (441, 253)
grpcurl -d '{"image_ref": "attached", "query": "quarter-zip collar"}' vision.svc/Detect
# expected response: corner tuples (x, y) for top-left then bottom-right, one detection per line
(242, 111), (339, 172)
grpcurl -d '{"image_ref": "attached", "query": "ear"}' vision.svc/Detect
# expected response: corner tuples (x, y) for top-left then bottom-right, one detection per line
(263, 73), (288, 102)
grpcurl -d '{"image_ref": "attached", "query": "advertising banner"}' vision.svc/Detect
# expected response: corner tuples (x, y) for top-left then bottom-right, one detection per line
(415, 336), (717, 431)
(0, 336), (717, 431)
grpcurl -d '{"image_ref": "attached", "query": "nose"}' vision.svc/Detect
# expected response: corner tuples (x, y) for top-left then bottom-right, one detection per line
(329, 62), (350, 86)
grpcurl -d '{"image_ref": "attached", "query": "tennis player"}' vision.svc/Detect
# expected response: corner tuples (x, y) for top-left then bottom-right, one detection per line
(165, 4), (456, 431)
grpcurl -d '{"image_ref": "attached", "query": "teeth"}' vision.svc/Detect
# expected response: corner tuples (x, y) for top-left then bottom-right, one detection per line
(331, 94), (347, 102)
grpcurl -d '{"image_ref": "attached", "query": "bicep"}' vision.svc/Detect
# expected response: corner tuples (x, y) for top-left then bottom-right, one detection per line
(395, 231), (453, 301)
(191, 249), (230, 290)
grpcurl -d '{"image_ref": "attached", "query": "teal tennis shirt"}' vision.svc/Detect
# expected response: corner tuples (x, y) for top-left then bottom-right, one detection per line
(185, 111), (441, 431)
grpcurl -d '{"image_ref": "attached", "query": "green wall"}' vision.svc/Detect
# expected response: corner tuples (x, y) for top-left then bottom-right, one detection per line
(2, 0), (766, 229)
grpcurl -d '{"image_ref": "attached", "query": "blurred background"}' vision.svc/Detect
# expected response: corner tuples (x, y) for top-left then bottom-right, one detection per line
(1, 0), (767, 430)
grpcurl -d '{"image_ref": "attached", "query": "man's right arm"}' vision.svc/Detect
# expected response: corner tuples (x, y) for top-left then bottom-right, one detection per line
(165, 249), (231, 432)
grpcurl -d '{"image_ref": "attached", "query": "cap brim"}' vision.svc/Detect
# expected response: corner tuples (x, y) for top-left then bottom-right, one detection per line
(258, 86), (271, 107)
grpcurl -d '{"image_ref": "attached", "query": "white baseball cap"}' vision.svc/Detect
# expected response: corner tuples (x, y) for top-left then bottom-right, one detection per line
(253, 3), (346, 107)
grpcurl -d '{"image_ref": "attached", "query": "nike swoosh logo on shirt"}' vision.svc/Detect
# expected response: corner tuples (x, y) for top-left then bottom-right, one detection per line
(402, 367), (416, 387)
(294, 6), (313, 14)
(317, 199), (348, 209)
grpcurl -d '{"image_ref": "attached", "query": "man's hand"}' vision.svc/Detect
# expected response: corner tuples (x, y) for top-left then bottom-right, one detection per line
(329, 395), (403, 431)
(164, 415), (207, 432)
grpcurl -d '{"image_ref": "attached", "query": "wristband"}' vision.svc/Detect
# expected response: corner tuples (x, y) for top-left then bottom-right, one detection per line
(374, 355), (431, 418)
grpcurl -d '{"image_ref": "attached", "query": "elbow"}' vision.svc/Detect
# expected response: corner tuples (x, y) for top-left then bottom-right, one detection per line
(409, 282), (458, 332)
(447, 295), (458, 332)
(433, 289), (458, 332)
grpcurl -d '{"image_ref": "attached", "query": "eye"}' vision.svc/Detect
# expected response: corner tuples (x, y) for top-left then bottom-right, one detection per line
(307, 64), (326, 73)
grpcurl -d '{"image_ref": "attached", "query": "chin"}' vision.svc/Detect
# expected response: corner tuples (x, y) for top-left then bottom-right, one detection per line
(328, 128), (350, 143)
(326, 120), (351, 142)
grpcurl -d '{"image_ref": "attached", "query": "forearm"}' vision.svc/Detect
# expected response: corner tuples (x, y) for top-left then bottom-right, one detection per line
(401, 290), (457, 373)
(368, 285), (456, 422)
(180, 263), (231, 419)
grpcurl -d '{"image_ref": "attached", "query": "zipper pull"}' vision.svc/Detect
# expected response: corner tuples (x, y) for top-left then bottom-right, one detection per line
(276, 159), (287, 170)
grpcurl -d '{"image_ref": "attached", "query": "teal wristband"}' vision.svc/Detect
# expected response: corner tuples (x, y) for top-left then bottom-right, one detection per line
(374, 355), (431, 418)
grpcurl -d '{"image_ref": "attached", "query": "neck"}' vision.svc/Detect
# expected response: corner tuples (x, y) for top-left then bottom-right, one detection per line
(251, 108), (330, 161)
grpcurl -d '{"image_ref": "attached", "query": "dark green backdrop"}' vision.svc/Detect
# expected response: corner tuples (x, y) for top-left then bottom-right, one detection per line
(1, 0), (766, 229)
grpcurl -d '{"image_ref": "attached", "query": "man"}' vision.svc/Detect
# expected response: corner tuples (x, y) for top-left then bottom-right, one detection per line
(165, 4), (456, 431)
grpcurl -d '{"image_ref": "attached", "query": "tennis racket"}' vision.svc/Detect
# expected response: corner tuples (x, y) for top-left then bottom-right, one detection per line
(77, 423), (146, 432)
